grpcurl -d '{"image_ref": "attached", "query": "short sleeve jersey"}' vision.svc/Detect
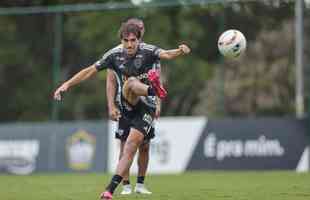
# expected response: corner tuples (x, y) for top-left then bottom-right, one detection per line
(95, 43), (162, 110)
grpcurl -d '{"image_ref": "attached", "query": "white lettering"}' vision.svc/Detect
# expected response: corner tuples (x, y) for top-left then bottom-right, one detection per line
(217, 140), (243, 161)
(244, 136), (284, 157)
(203, 134), (285, 161)
(204, 133), (216, 157)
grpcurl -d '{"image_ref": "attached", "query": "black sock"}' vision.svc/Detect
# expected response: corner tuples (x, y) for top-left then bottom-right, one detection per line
(123, 180), (130, 185)
(106, 174), (123, 194)
(137, 176), (145, 184)
(147, 87), (156, 96)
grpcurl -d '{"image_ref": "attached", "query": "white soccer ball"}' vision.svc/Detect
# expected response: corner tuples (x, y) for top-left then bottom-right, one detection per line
(218, 29), (246, 58)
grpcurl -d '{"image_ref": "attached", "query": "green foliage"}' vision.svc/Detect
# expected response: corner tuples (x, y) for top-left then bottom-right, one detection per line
(0, 1), (298, 121)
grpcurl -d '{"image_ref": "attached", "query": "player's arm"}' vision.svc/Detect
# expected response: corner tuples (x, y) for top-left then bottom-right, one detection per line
(154, 61), (162, 119)
(54, 48), (113, 101)
(63, 65), (98, 88)
(106, 69), (121, 121)
(159, 44), (191, 60)
(155, 96), (161, 119)
(53, 64), (98, 101)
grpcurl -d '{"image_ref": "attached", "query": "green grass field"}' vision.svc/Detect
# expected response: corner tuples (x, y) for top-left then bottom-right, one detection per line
(0, 171), (310, 200)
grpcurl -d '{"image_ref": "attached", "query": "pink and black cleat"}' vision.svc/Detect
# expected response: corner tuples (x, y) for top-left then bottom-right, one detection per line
(100, 191), (113, 200)
(147, 69), (167, 99)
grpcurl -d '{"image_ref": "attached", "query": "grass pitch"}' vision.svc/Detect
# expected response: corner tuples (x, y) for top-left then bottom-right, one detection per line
(0, 171), (310, 200)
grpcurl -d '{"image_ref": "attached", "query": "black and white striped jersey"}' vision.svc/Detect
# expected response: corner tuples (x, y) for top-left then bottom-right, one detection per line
(95, 42), (162, 110)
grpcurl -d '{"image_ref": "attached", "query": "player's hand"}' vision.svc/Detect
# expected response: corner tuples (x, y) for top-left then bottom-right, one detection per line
(155, 104), (161, 119)
(109, 105), (121, 121)
(179, 44), (191, 54)
(54, 83), (69, 101)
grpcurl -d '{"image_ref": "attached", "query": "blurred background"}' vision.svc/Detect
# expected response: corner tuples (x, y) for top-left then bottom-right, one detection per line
(0, 0), (309, 176)
(0, 0), (306, 121)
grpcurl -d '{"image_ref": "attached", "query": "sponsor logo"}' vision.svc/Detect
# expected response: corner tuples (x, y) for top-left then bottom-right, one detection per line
(121, 73), (148, 83)
(136, 73), (148, 80)
(204, 133), (285, 161)
(0, 140), (40, 175)
(134, 57), (143, 69)
(66, 130), (96, 171)
(116, 129), (124, 137)
(142, 113), (153, 125)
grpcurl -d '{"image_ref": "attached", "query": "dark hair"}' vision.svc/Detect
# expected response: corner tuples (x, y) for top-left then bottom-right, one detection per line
(118, 22), (141, 40)
(126, 18), (144, 28)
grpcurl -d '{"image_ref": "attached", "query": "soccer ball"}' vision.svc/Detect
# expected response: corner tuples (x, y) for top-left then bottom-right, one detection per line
(218, 29), (246, 58)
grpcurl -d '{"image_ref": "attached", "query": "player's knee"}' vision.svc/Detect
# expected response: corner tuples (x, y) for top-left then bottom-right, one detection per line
(124, 140), (139, 156)
(125, 77), (138, 91)
(123, 77), (137, 96)
(123, 77), (140, 105)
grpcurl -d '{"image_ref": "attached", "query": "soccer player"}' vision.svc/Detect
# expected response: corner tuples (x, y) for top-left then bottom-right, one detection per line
(53, 20), (190, 200)
(99, 22), (190, 200)
(107, 18), (160, 195)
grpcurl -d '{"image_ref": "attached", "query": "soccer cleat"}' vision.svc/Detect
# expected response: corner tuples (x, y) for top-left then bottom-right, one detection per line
(100, 191), (113, 200)
(147, 69), (167, 99)
(120, 184), (132, 195)
(134, 183), (152, 194)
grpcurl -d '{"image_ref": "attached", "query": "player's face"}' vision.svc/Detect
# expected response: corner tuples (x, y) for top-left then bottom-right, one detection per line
(122, 33), (139, 56)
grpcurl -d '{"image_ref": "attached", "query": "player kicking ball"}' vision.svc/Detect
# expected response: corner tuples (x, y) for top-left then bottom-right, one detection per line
(99, 22), (190, 200)
(107, 18), (162, 195)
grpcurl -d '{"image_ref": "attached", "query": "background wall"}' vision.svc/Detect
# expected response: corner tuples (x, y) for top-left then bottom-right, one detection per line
(1, 117), (306, 175)
(0, 121), (108, 174)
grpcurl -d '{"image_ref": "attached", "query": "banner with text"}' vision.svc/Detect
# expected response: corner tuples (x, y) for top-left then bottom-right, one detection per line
(0, 121), (108, 175)
(108, 117), (309, 173)
(187, 118), (309, 171)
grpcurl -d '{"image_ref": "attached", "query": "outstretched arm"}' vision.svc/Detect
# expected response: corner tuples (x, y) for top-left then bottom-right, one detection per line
(106, 69), (121, 121)
(53, 64), (98, 101)
(159, 44), (191, 60)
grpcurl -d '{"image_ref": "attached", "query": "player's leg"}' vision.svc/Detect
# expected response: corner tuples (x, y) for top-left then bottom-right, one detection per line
(137, 142), (150, 179)
(100, 128), (144, 200)
(119, 140), (132, 195)
(135, 125), (155, 194)
(122, 77), (152, 105)
(135, 141), (152, 194)
(122, 73), (166, 106)
(101, 82), (154, 199)
(115, 117), (132, 192)
(116, 128), (144, 176)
